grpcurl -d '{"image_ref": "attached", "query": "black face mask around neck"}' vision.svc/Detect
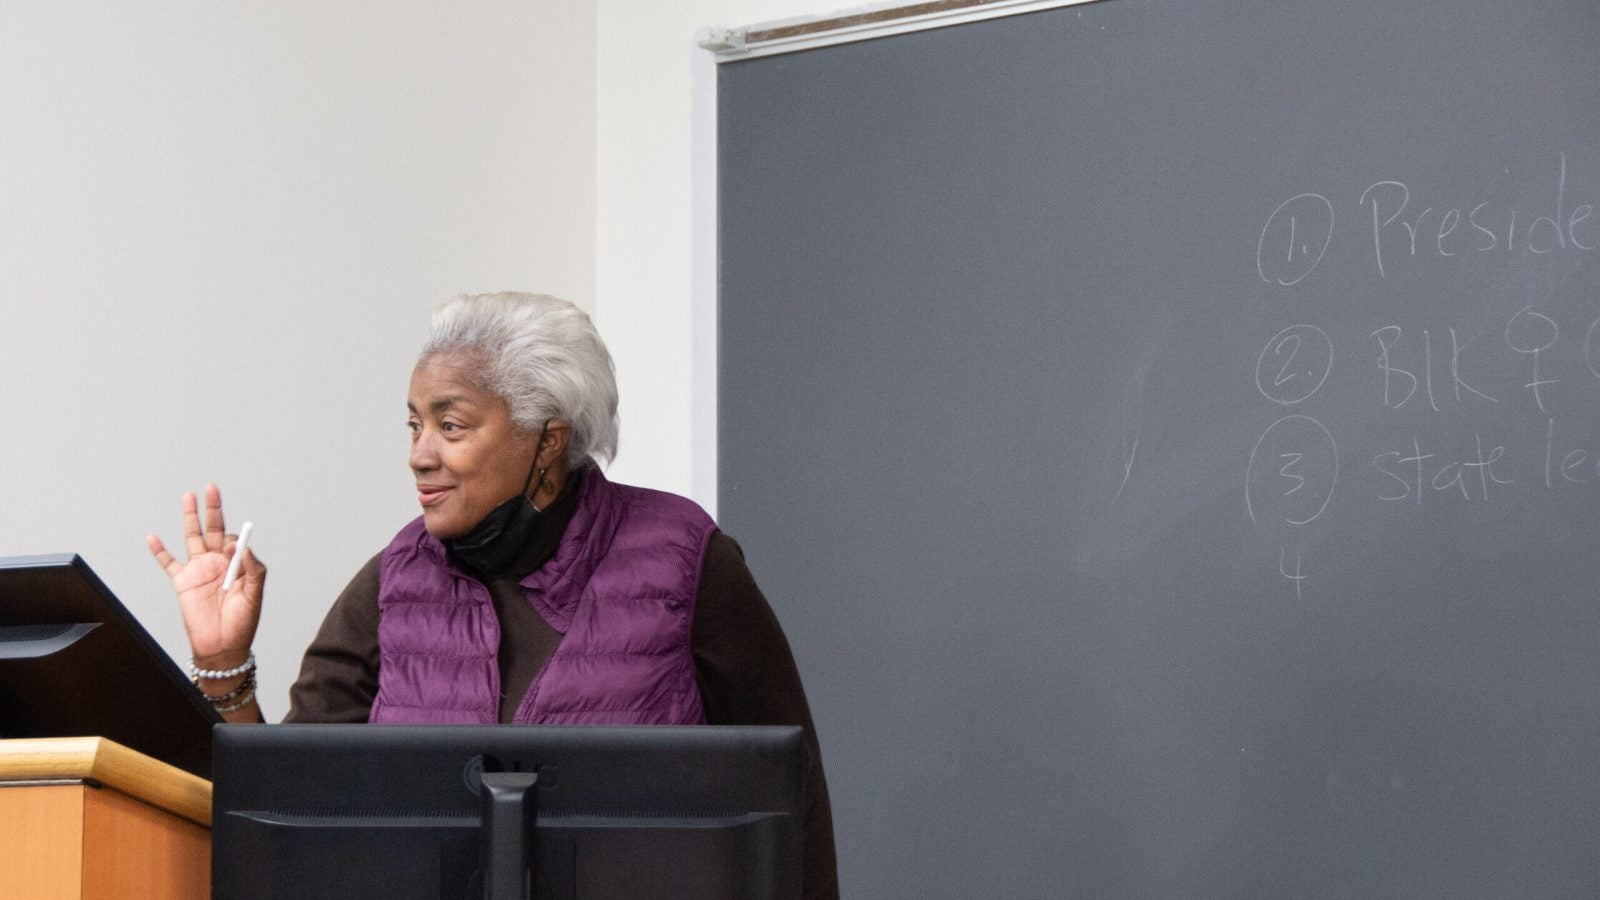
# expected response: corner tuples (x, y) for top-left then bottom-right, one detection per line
(444, 423), (549, 578)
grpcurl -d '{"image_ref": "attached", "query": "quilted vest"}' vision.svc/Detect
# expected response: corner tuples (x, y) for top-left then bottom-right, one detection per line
(368, 468), (715, 725)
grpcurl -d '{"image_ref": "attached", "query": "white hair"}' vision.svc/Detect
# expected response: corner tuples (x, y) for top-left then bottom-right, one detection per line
(420, 292), (619, 467)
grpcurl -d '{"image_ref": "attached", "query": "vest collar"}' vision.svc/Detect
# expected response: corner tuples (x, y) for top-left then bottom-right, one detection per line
(411, 465), (619, 631)
(517, 467), (623, 632)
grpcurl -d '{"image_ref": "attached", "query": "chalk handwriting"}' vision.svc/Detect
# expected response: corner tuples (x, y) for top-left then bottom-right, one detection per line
(1256, 325), (1333, 405)
(1505, 307), (1561, 413)
(1257, 193), (1334, 285)
(1236, 156), (1600, 590)
(1369, 325), (1504, 410)
(1584, 316), (1600, 381)
(1370, 326), (1418, 408)
(1543, 418), (1600, 488)
(1370, 433), (1511, 504)
(1279, 548), (1307, 600)
(1246, 415), (1340, 527)
(1258, 154), (1596, 284)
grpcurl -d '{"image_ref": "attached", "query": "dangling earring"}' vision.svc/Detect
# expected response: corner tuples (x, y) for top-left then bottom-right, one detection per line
(527, 420), (552, 504)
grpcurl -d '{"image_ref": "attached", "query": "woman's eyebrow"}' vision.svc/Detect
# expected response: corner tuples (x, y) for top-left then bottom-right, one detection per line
(405, 396), (476, 415)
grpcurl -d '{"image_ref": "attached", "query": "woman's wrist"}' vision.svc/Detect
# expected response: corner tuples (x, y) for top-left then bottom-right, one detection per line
(191, 648), (253, 673)
(190, 649), (260, 714)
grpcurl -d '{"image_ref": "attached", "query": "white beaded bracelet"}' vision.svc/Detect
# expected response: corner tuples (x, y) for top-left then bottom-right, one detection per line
(190, 652), (256, 681)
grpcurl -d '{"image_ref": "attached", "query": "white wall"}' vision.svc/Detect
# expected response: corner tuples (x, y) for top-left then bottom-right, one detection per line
(595, 0), (856, 505)
(0, 2), (596, 714)
(0, 0), (855, 717)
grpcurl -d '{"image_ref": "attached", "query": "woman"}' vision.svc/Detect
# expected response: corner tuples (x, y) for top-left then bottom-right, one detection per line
(148, 292), (838, 898)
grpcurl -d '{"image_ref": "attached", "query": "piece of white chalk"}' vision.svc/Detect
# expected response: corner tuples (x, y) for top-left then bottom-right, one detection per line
(221, 521), (254, 592)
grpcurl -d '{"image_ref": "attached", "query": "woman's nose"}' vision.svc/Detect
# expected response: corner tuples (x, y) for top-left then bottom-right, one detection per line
(410, 431), (440, 471)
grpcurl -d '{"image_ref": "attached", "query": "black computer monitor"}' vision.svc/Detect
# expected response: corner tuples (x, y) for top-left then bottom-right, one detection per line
(211, 723), (806, 900)
(0, 553), (219, 777)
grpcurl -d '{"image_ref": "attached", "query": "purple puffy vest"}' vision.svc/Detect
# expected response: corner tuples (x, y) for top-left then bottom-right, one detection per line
(368, 468), (716, 725)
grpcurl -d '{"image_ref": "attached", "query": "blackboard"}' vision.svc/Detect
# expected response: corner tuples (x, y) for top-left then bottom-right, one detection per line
(718, 1), (1600, 897)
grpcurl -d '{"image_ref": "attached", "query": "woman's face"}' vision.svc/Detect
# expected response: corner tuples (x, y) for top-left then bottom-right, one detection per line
(407, 353), (539, 539)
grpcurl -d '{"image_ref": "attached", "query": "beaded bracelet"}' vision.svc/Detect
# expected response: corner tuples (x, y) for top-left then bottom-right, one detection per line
(199, 673), (256, 705)
(213, 683), (258, 714)
(190, 652), (255, 681)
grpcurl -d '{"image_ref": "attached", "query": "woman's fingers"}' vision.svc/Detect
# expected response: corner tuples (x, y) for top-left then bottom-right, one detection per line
(146, 533), (183, 578)
(179, 484), (230, 557)
(151, 491), (261, 660)
(203, 483), (226, 550)
(238, 549), (267, 601)
(181, 491), (205, 556)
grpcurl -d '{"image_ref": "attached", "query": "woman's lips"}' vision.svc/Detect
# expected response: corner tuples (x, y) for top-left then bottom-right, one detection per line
(417, 486), (451, 507)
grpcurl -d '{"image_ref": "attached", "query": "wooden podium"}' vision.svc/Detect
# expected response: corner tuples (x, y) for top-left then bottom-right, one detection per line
(0, 737), (211, 900)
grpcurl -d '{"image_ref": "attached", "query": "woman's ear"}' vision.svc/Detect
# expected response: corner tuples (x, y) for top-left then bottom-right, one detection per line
(537, 420), (573, 470)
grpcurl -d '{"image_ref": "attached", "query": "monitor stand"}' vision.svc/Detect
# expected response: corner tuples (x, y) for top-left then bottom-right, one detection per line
(480, 771), (539, 900)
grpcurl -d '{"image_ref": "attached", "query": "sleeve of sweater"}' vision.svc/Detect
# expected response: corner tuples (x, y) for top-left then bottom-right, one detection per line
(691, 531), (840, 900)
(282, 552), (383, 723)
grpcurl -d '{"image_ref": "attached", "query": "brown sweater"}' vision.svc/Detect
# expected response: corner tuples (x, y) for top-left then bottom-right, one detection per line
(280, 473), (838, 899)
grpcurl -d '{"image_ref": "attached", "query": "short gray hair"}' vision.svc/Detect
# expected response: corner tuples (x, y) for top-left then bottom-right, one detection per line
(420, 292), (619, 467)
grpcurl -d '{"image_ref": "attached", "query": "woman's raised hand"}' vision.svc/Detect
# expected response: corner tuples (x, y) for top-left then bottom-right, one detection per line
(146, 483), (266, 669)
